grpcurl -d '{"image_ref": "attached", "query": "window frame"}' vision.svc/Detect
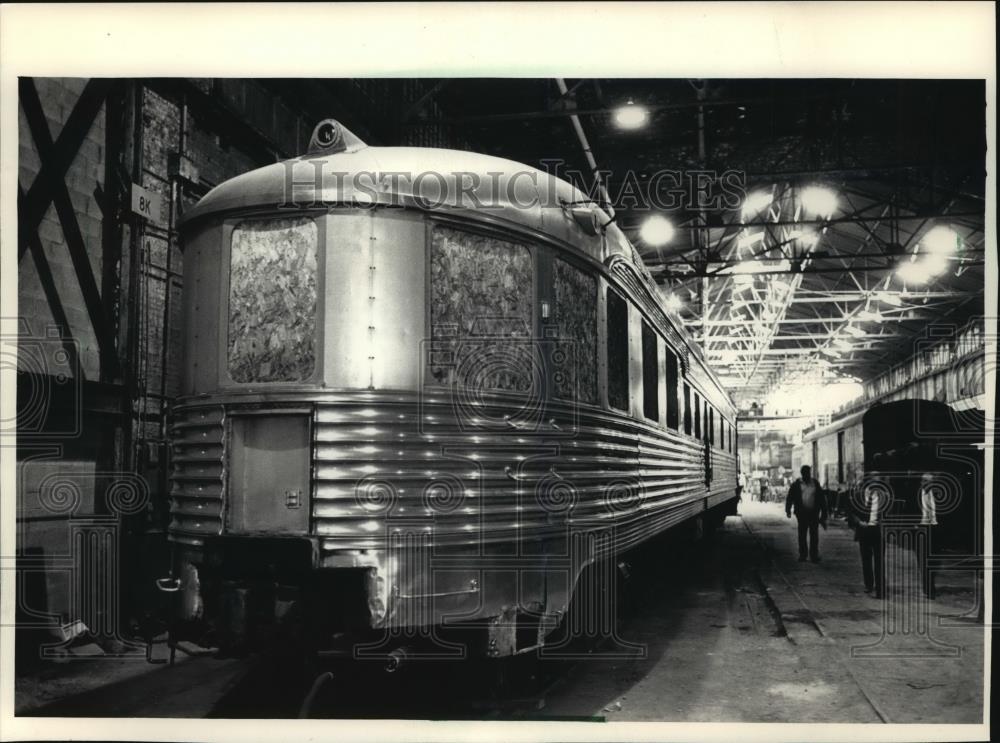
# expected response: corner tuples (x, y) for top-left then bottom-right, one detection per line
(665, 347), (680, 430)
(606, 286), (630, 412)
(550, 253), (600, 407)
(640, 319), (660, 422)
(219, 213), (326, 388)
(683, 382), (692, 435)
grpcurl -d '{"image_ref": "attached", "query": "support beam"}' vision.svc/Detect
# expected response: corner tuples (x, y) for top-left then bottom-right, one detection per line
(19, 78), (114, 237)
(19, 78), (121, 379)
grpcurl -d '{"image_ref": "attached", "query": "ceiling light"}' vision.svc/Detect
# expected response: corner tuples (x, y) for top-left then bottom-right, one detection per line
(741, 191), (772, 217)
(923, 254), (950, 276)
(663, 292), (683, 312)
(820, 346), (842, 357)
(857, 309), (883, 322)
(843, 325), (866, 338)
(922, 225), (960, 255)
(613, 100), (649, 130)
(896, 259), (931, 285)
(833, 338), (854, 351)
(800, 186), (838, 218)
(639, 215), (675, 246)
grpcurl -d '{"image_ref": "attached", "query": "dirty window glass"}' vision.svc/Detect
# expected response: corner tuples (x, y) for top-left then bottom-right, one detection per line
(228, 217), (318, 383)
(428, 226), (534, 392)
(553, 258), (598, 405)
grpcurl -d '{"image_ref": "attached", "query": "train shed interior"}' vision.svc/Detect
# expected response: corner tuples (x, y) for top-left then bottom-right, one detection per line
(3, 7), (994, 736)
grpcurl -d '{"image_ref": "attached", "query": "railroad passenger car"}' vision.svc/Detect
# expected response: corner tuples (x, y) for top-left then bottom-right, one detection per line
(164, 119), (740, 657)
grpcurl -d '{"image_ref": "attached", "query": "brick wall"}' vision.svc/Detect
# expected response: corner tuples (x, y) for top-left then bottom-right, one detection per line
(18, 77), (106, 380)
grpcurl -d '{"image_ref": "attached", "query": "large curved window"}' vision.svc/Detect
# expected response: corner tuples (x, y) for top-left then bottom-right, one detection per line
(228, 217), (318, 383)
(428, 226), (534, 392)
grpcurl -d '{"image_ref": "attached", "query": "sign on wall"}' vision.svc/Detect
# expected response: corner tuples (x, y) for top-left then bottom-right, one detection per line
(130, 184), (163, 225)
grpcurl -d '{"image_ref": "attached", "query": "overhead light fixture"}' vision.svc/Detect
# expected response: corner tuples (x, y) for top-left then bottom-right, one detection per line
(639, 214), (675, 246)
(896, 259), (931, 285)
(820, 346), (842, 357)
(923, 253), (950, 276)
(800, 186), (838, 218)
(922, 225), (960, 255)
(613, 99), (649, 130)
(833, 338), (854, 351)
(843, 325), (866, 338)
(741, 191), (772, 217)
(663, 292), (683, 312)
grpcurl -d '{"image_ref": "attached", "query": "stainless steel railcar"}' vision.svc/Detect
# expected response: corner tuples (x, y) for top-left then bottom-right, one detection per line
(165, 120), (739, 657)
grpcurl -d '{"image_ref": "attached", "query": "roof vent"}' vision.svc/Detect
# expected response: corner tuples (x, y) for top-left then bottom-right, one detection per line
(306, 119), (366, 156)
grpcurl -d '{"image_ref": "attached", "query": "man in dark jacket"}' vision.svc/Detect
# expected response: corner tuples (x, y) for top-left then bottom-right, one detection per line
(785, 465), (828, 562)
(847, 472), (889, 597)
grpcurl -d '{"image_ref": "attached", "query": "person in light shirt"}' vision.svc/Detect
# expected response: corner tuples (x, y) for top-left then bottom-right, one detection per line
(785, 465), (828, 562)
(916, 471), (939, 599)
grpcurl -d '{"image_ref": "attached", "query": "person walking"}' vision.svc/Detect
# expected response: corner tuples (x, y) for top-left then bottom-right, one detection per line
(849, 473), (889, 598)
(785, 465), (828, 562)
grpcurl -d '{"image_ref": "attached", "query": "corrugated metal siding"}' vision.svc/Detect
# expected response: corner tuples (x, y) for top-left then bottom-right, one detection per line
(168, 405), (226, 544)
(168, 392), (738, 555)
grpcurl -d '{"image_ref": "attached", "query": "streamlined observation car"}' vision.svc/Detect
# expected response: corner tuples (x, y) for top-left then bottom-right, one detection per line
(168, 120), (739, 656)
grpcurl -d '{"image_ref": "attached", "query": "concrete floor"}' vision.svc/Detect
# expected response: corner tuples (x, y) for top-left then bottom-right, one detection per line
(15, 502), (986, 722)
(538, 501), (985, 723)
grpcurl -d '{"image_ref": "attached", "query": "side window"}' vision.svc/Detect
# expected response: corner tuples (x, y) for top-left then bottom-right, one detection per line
(228, 217), (318, 383)
(553, 258), (598, 405)
(683, 383), (692, 434)
(665, 348), (679, 430)
(428, 226), (533, 391)
(709, 406), (715, 446)
(641, 320), (659, 422)
(694, 392), (701, 439)
(606, 288), (629, 411)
